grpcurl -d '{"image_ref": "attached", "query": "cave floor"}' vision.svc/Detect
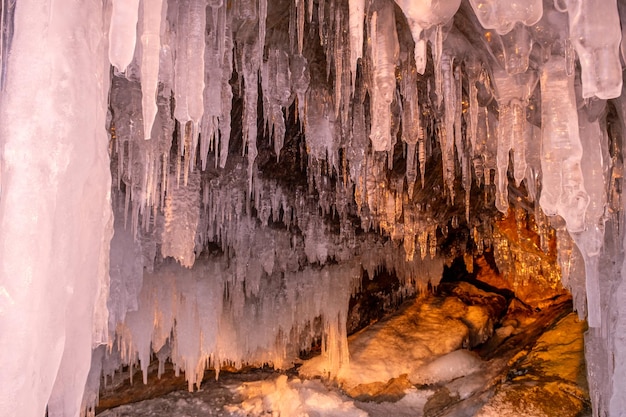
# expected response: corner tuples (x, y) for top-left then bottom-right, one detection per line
(96, 284), (591, 417)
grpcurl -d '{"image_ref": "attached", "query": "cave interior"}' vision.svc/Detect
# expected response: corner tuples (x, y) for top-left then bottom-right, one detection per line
(1, 0), (626, 416)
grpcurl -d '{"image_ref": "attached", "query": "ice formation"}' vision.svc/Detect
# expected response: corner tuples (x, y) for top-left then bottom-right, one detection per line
(0, 2), (112, 417)
(1, 0), (626, 416)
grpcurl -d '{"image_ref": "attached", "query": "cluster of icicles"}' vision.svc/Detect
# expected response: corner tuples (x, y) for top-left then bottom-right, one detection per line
(99, 0), (626, 410)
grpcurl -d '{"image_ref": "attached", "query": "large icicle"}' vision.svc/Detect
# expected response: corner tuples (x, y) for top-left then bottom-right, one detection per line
(174, 0), (208, 158)
(491, 69), (537, 213)
(0, 1), (112, 416)
(348, 0), (365, 84)
(109, 0), (141, 73)
(140, 0), (166, 139)
(569, 97), (609, 328)
(563, 0), (622, 99)
(539, 55), (589, 233)
(369, 2), (399, 153)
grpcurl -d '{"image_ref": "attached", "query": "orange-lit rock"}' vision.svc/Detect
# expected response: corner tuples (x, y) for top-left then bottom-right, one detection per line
(475, 208), (569, 308)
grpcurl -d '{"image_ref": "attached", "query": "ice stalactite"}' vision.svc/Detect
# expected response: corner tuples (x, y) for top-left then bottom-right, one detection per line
(0, 1), (112, 417)
(568, 96), (610, 328)
(491, 69), (537, 213)
(394, 0), (461, 75)
(539, 55), (589, 234)
(236, 0), (266, 194)
(440, 53), (457, 202)
(348, 0), (365, 85)
(140, 0), (166, 139)
(109, 0), (141, 73)
(172, 0), (208, 184)
(399, 61), (421, 196)
(304, 87), (338, 168)
(262, 49), (292, 160)
(199, 1), (234, 170)
(368, 0), (398, 153)
(468, 0), (543, 35)
(561, 0), (622, 99)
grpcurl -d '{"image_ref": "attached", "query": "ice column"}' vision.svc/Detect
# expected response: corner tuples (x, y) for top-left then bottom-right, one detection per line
(0, 1), (112, 416)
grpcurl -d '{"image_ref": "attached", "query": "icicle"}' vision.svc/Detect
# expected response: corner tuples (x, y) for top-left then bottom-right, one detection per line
(433, 25), (444, 108)
(495, 103), (512, 213)
(466, 58), (481, 160)
(187, 0), (207, 125)
(109, 0), (141, 73)
(296, 0), (305, 54)
(0, 1), (112, 414)
(219, 9), (234, 168)
(141, 0), (165, 140)
(539, 55), (588, 233)
(394, 0), (461, 74)
(369, 4), (398, 153)
(348, 0), (365, 85)
(242, 37), (260, 194)
(454, 66), (470, 207)
(441, 53), (456, 202)
(418, 128), (426, 187)
(468, 0), (542, 35)
(262, 49), (291, 160)
(491, 69), (537, 213)
(563, 0), (622, 99)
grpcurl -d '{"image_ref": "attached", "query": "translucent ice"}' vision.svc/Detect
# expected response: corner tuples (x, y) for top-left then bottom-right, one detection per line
(539, 56), (589, 233)
(0, 1), (112, 416)
(368, 3), (399, 152)
(491, 69), (537, 212)
(161, 171), (201, 268)
(140, 0), (166, 139)
(563, 0), (623, 99)
(395, 0), (461, 74)
(468, 0), (542, 35)
(109, 0), (141, 73)
(348, 0), (365, 83)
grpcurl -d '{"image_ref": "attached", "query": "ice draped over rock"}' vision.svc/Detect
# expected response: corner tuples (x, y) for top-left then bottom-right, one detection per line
(1, 0), (626, 416)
